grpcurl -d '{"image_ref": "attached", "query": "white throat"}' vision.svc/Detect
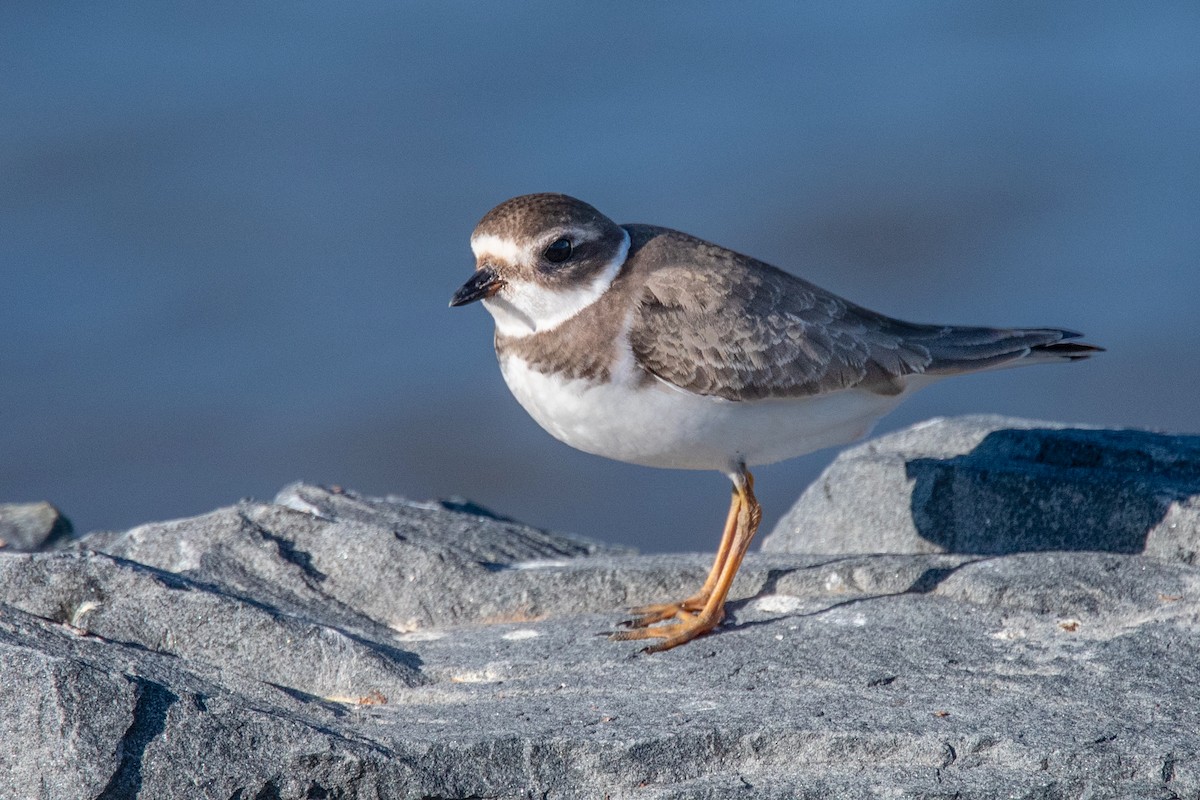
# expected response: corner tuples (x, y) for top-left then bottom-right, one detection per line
(481, 229), (630, 338)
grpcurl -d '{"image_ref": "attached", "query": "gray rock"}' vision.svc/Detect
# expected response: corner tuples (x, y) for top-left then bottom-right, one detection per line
(764, 415), (1200, 561)
(0, 550), (424, 699)
(79, 482), (636, 632)
(0, 603), (410, 800)
(0, 501), (73, 551)
(2, 472), (1198, 797)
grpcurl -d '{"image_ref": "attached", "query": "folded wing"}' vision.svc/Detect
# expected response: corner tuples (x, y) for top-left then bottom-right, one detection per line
(629, 256), (1098, 402)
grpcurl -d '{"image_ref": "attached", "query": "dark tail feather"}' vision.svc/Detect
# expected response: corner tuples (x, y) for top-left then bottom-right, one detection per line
(1029, 335), (1105, 362)
(920, 327), (1103, 375)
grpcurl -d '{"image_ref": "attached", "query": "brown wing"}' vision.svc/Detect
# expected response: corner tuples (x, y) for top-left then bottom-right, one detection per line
(627, 238), (1095, 401)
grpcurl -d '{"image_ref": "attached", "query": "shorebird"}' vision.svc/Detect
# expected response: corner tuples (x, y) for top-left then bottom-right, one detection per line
(451, 193), (1099, 652)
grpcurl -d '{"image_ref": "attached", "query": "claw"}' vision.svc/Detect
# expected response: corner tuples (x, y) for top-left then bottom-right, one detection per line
(608, 611), (724, 651)
(622, 595), (710, 627)
(607, 465), (762, 654)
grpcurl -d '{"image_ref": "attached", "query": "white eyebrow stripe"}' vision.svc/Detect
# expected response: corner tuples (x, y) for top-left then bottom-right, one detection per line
(556, 226), (601, 243)
(471, 233), (525, 263)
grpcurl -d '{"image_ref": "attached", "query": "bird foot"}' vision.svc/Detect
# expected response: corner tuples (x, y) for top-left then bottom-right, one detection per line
(609, 607), (724, 653)
(620, 595), (709, 628)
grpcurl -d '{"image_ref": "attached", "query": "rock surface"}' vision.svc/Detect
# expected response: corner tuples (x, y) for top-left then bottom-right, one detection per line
(0, 500), (73, 551)
(2, 418), (1199, 798)
(765, 414), (1200, 562)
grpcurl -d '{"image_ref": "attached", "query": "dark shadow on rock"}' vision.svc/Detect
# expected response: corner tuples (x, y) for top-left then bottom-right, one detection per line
(436, 496), (523, 523)
(96, 678), (177, 800)
(904, 565), (962, 593)
(905, 427), (1200, 555)
(268, 683), (352, 715)
(723, 557), (871, 621)
(752, 558), (864, 598)
(728, 557), (982, 635)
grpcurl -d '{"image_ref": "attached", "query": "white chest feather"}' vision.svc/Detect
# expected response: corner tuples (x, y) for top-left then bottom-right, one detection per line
(496, 351), (918, 472)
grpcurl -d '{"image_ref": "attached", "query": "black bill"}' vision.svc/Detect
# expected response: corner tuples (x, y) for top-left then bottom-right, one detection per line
(449, 266), (505, 307)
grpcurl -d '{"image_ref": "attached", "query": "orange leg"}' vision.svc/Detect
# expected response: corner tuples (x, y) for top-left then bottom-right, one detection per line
(612, 467), (763, 652)
(620, 485), (740, 627)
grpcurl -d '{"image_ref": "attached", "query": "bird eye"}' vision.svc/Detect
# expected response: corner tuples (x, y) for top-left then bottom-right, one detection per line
(543, 238), (573, 263)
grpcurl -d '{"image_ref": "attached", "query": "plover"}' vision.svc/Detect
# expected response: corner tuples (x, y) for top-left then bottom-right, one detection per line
(450, 193), (1099, 653)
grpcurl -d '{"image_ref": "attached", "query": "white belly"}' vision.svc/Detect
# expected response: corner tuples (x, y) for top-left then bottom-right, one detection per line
(498, 354), (922, 473)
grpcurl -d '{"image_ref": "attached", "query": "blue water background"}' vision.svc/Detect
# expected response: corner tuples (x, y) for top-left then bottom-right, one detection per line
(2, 3), (1197, 551)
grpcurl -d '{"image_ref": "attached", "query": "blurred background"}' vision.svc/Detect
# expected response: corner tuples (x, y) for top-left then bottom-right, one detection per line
(2, 3), (1197, 551)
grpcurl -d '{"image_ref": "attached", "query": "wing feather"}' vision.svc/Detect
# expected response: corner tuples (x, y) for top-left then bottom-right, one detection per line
(629, 254), (932, 400)
(624, 228), (1096, 401)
